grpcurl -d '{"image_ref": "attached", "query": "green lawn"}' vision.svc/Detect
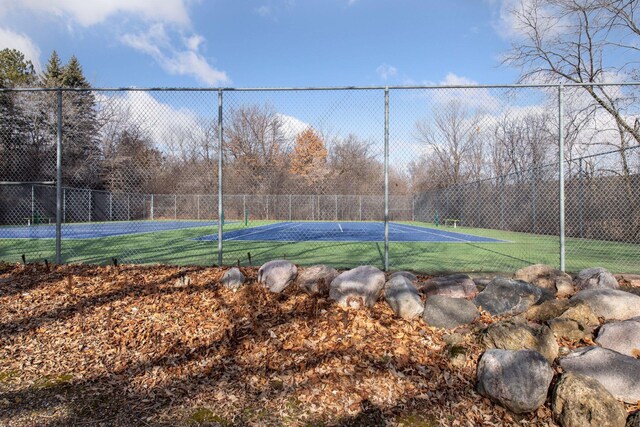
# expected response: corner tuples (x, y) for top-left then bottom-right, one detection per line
(1, 220), (638, 274)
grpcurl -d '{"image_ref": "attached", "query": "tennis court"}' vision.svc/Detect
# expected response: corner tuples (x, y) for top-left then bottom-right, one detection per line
(195, 221), (507, 243)
(0, 220), (216, 239)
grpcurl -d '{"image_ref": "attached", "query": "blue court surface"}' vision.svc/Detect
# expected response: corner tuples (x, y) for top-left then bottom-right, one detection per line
(194, 221), (506, 243)
(0, 220), (216, 240)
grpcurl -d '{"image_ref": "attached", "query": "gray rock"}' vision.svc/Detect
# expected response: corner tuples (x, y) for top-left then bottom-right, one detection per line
(595, 316), (640, 357)
(473, 277), (542, 316)
(297, 265), (339, 295)
(258, 260), (297, 293)
(558, 301), (600, 327)
(514, 263), (574, 296)
(384, 275), (424, 320)
(389, 271), (417, 282)
(329, 265), (385, 309)
(628, 411), (640, 427)
(524, 299), (571, 322)
(552, 372), (627, 427)
(575, 267), (619, 291)
(476, 349), (554, 414)
(221, 267), (245, 290)
(423, 296), (478, 329)
(559, 346), (640, 403)
(421, 274), (478, 299)
(571, 288), (640, 321)
(481, 318), (558, 363)
(547, 318), (592, 341)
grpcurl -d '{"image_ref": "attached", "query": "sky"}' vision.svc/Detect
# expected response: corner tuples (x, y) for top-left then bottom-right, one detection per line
(0, 0), (523, 88)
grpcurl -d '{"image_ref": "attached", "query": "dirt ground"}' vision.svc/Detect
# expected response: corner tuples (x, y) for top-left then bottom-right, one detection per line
(0, 262), (636, 426)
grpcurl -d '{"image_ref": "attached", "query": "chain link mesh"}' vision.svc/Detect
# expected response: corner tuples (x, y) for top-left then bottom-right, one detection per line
(0, 85), (639, 273)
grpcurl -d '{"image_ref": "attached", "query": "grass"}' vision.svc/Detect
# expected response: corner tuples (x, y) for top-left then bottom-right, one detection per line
(0, 220), (638, 274)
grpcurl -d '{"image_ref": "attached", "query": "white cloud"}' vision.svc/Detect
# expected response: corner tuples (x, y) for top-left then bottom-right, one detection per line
(0, 0), (191, 27)
(121, 24), (229, 86)
(255, 5), (272, 18)
(0, 0), (230, 86)
(376, 64), (397, 80)
(439, 72), (478, 86)
(492, 0), (569, 41)
(0, 27), (42, 72)
(278, 113), (311, 141)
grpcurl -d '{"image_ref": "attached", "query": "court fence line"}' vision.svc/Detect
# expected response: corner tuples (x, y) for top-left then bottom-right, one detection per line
(1, 83), (640, 272)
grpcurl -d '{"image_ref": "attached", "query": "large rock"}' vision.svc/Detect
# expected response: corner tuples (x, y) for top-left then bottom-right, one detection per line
(559, 346), (640, 403)
(421, 274), (478, 299)
(384, 275), (424, 320)
(297, 265), (339, 295)
(552, 372), (627, 427)
(558, 300), (600, 327)
(423, 296), (478, 329)
(473, 277), (542, 316)
(515, 264), (574, 296)
(595, 316), (640, 357)
(547, 318), (592, 341)
(476, 349), (554, 414)
(571, 288), (640, 321)
(481, 318), (558, 363)
(575, 267), (619, 291)
(329, 265), (385, 309)
(389, 271), (417, 282)
(257, 260), (297, 293)
(524, 299), (571, 322)
(220, 267), (245, 291)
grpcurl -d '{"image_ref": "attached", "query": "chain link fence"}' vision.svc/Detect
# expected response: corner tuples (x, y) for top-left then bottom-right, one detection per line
(1, 84), (639, 273)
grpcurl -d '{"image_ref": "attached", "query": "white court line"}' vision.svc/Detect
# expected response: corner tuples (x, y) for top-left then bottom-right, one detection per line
(224, 222), (297, 241)
(390, 223), (472, 242)
(338, 223), (343, 232)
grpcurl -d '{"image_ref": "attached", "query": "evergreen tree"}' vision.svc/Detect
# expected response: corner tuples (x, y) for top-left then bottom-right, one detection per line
(0, 49), (38, 181)
(41, 50), (63, 88)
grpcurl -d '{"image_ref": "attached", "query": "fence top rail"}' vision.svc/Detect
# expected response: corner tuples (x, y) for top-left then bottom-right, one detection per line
(1, 82), (640, 92)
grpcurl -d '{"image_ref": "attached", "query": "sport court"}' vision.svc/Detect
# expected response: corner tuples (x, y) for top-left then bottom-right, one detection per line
(0, 220), (216, 239)
(195, 221), (506, 243)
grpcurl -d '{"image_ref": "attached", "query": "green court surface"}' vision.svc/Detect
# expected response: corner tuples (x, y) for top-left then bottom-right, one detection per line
(0, 220), (638, 274)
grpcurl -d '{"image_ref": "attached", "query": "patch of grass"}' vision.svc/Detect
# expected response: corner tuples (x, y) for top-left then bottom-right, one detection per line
(32, 373), (73, 389)
(395, 413), (437, 427)
(187, 408), (231, 425)
(1, 219), (639, 274)
(0, 370), (18, 383)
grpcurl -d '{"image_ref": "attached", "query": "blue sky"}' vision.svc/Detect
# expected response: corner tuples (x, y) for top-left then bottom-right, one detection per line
(0, 0), (522, 88)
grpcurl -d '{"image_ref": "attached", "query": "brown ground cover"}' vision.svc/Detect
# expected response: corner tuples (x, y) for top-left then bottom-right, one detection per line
(0, 261), (607, 426)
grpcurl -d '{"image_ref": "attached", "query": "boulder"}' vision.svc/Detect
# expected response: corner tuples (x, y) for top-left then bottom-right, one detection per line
(552, 372), (627, 427)
(571, 288), (640, 321)
(421, 274), (478, 299)
(389, 271), (417, 282)
(480, 318), (558, 363)
(476, 349), (554, 414)
(297, 265), (339, 295)
(423, 296), (478, 329)
(558, 301), (600, 327)
(329, 265), (385, 309)
(220, 267), (245, 291)
(595, 316), (640, 358)
(514, 264), (574, 296)
(473, 277), (542, 316)
(575, 267), (619, 291)
(524, 299), (571, 322)
(547, 318), (592, 342)
(559, 346), (640, 403)
(257, 260), (297, 293)
(384, 275), (424, 320)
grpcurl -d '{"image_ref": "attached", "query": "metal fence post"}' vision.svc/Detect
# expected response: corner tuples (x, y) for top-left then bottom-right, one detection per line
(109, 193), (113, 221)
(335, 195), (338, 221)
(55, 89), (62, 264)
(31, 185), (34, 224)
(127, 194), (130, 221)
(217, 89), (224, 266)
(151, 194), (154, 220)
(384, 87), (390, 271)
(289, 194), (292, 221)
(558, 83), (566, 272)
(197, 194), (200, 220)
(174, 194), (177, 220)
